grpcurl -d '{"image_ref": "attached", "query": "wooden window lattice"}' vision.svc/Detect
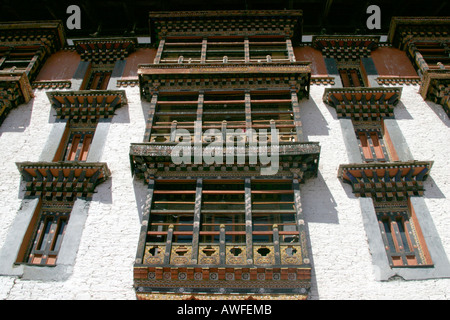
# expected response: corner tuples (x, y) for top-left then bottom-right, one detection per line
(26, 204), (73, 266)
(63, 129), (95, 162)
(339, 67), (364, 87)
(356, 128), (389, 162)
(375, 205), (432, 267)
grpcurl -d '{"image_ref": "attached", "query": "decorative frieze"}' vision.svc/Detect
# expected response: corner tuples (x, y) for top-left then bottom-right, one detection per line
(375, 76), (421, 86)
(32, 80), (72, 90)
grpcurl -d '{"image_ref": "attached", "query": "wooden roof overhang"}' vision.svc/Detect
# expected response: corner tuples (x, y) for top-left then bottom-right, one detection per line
(47, 90), (127, 122)
(0, 21), (65, 124)
(0, 20), (65, 54)
(16, 161), (111, 201)
(149, 10), (303, 45)
(338, 161), (433, 201)
(387, 17), (450, 114)
(138, 62), (311, 99)
(323, 87), (402, 120)
(73, 38), (137, 64)
(388, 17), (450, 51)
(312, 35), (380, 60)
(0, 70), (33, 125)
(130, 141), (320, 182)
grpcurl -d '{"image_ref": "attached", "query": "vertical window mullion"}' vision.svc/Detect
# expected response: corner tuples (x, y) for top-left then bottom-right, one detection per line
(200, 38), (207, 63)
(50, 217), (67, 253)
(73, 133), (85, 161)
(66, 134), (81, 161)
(339, 69), (351, 87)
(403, 218), (423, 265)
(244, 38), (250, 63)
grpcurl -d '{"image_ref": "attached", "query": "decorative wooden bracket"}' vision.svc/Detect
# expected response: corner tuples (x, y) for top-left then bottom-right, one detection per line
(338, 161), (433, 201)
(17, 161), (111, 201)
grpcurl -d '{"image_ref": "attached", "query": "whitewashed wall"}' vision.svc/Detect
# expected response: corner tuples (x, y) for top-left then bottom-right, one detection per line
(0, 84), (448, 300)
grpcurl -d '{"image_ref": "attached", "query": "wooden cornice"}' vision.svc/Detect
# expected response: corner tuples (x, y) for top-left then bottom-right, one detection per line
(312, 35), (380, 60)
(46, 90), (127, 122)
(387, 17), (450, 50)
(338, 161), (433, 201)
(16, 161), (111, 201)
(73, 38), (137, 63)
(323, 87), (402, 120)
(149, 10), (303, 45)
(130, 141), (320, 181)
(0, 20), (65, 53)
(0, 70), (34, 125)
(138, 62), (311, 99)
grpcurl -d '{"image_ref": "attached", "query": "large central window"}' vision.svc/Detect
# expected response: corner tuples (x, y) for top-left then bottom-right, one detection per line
(149, 90), (298, 143)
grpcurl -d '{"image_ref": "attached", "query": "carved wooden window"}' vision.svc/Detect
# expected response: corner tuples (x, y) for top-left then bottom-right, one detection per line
(200, 213), (245, 243)
(413, 41), (450, 69)
(353, 121), (390, 163)
(147, 180), (196, 243)
(84, 69), (112, 90)
(206, 37), (245, 63)
(248, 36), (289, 62)
(60, 125), (96, 162)
(151, 92), (199, 142)
(159, 36), (290, 64)
(375, 201), (433, 267)
(200, 179), (245, 243)
(356, 128), (389, 162)
(203, 91), (246, 135)
(339, 67), (364, 87)
(250, 91), (296, 142)
(0, 45), (41, 74)
(23, 201), (73, 266)
(161, 37), (203, 64)
(251, 180), (298, 243)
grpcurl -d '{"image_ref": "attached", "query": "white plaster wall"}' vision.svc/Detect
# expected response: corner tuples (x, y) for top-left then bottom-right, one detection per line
(301, 84), (450, 300)
(0, 87), (146, 299)
(0, 84), (448, 300)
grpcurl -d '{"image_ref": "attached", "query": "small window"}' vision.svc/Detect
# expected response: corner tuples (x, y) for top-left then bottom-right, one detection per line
(251, 180), (298, 243)
(354, 122), (390, 163)
(62, 127), (96, 162)
(339, 67), (364, 87)
(356, 129), (389, 162)
(375, 201), (433, 267)
(0, 45), (41, 75)
(146, 180), (197, 243)
(84, 70), (112, 90)
(23, 201), (73, 266)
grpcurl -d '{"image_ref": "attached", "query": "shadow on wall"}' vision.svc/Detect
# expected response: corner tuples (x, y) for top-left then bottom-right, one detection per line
(425, 100), (450, 127)
(424, 175), (447, 199)
(111, 102), (131, 124)
(92, 176), (113, 204)
(140, 99), (151, 124)
(393, 100), (414, 120)
(133, 176), (149, 223)
(298, 96), (331, 140)
(301, 171), (339, 224)
(0, 97), (33, 137)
